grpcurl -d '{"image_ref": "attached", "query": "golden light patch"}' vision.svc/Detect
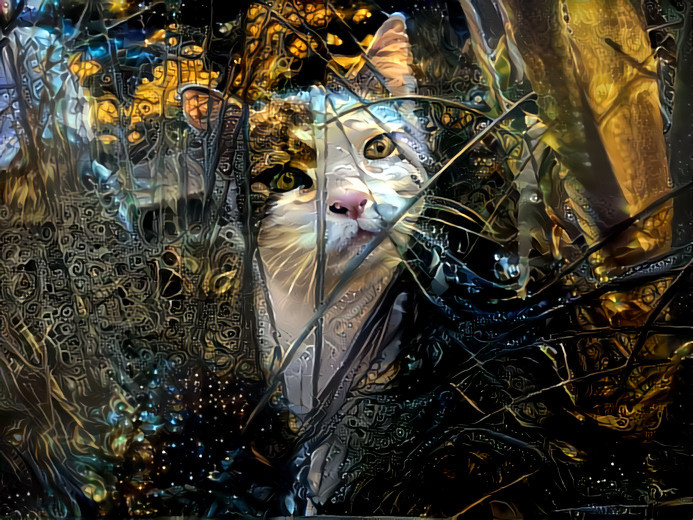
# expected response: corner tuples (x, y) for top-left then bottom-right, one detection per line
(69, 54), (101, 83)
(331, 55), (362, 70)
(96, 101), (118, 125)
(306, 7), (330, 27)
(126, 58), (220, 128)
(326, 34), (343, 46)
(98, 135), (119, 145)
(105, 0), (128, 14)
(144, 29), (167, 46)
(352, 8), (372, 23)
(288, 38), (309, 58)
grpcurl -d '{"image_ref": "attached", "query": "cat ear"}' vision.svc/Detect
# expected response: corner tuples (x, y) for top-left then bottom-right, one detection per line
(363, 13), (416, 96)
(181, 86), (225, 131)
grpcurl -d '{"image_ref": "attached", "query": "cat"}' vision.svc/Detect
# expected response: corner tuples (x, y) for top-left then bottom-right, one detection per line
(249, 13), (429, 507)
(252, 13), (427, 412)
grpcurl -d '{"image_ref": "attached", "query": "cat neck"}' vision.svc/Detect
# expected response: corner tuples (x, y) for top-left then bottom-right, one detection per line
(264, 253), (399, 417)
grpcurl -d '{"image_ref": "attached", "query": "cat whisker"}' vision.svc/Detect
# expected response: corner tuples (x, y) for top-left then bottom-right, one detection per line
(262, 236), (307, 265)
(411, 215), (510, 244)
(306, 257), (321, 301)
(262, 244), (290, 264)
(286, 254), (317, 298)
(423, 195), (493, 229)
(265, 247), (301, 274)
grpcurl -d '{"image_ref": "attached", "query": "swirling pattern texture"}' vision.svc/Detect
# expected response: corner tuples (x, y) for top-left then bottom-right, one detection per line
(0, 0), (691, 518)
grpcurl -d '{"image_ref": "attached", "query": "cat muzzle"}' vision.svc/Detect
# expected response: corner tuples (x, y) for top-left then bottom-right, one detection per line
(373, 203), (399, 222)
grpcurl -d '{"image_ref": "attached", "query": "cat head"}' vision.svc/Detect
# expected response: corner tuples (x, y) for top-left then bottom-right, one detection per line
(250, 14), (429, 315)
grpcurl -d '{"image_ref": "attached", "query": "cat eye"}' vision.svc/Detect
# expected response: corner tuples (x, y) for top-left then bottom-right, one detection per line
(271, 168), (313, 192)
(364, 134), (396, 160)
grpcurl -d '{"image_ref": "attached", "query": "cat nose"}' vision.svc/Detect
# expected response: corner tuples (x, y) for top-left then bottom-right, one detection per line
(328, 191), (369, 220)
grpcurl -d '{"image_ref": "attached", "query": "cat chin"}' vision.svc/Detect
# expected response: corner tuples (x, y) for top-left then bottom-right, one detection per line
(258, 223), (399, 298)
(263, 248), (400, 329)
(326, 224), (377, 254)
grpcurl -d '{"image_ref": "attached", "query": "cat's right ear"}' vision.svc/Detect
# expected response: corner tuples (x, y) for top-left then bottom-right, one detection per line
(361, 13), (416, 96)
(181, 86), (225, 132)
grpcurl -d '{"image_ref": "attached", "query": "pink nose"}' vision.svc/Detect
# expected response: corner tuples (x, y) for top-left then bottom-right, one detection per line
(328, 191), (369, 220)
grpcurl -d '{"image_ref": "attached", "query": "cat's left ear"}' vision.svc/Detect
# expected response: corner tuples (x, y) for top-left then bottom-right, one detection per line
(181, 86), (225, 132)
(363, 13), (416, 96)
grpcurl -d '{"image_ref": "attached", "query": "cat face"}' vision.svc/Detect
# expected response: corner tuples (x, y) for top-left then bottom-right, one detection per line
(254, 14), (427, 319)
(256, 88), (426, 296)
